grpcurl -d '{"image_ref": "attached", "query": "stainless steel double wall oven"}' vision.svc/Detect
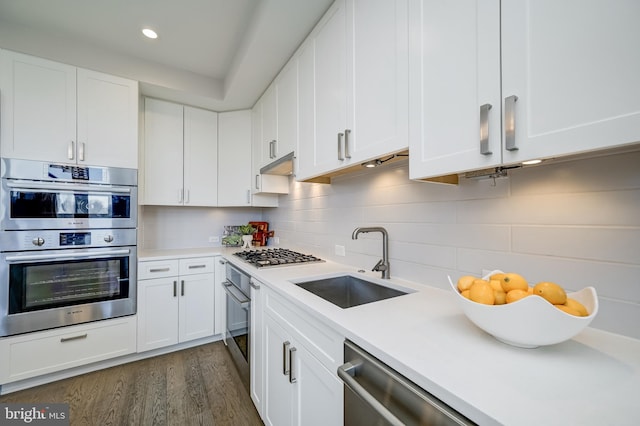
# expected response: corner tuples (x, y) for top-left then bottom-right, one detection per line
(0, 158), (138, 337)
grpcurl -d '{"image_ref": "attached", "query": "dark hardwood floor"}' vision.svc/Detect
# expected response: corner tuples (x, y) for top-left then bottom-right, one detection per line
(0, 341), (263, 426)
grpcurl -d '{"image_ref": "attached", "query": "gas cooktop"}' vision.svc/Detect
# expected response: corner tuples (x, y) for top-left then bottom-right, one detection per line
(234, 248), (324, 268)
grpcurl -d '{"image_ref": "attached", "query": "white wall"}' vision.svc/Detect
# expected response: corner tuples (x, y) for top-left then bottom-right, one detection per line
(139, 206), (263, 250)
(263, 150), (640, 340)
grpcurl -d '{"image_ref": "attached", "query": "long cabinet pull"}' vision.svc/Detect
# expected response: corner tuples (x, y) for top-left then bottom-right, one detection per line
(289, 347), (297, 383)
(344, 129), (352, 159)
(181, 280), (185, 296)
(256, 174), (260, 190)
(479, 103), (493, 155)
(337, 132), (345, 161)
(68, 141), (75, 160)
(149, 267), (171, 273)
(79, 142), (85, 161)
(246, 189), (251, 204)
(173, 280), (177, 297)
(283, 341), (291, 375)
(504, 95), (519, 151)
(270, 140), (277, 158)
(185, 189), (190, 204)
(60, 333), (88, 343)
(178, 189), (183, 203)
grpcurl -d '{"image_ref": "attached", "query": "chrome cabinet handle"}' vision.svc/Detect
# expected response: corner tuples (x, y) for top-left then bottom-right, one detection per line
(188, 264), (206, 269)
(181, 280), (185, 296)
(60, 333), (88, 343)
(246, 189), (251, 204)
(149, 267), (171, 273)
(505, 95), (519, 151)
(344, 129), (351, 159)
(79, 142), (85, 161)
(68, 141), (75, 160)
(289, 347), (297, 383)
(255, 174), (260, 190)
(173, 280), (177, 297)
(178, 189), (183, 203)
(185, 189), (190, 204)
(480, 104), (493, 155)
(270, 140), (277, 158)
(338, 132), (345, 161)
(338, 361), (404, 426)
(283, 341), (291, 375)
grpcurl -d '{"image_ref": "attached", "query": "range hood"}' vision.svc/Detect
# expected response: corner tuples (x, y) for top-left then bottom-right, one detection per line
(260, 151), (294, 175)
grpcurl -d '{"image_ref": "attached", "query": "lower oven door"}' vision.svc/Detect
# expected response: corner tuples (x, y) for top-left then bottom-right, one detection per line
(223, 280), (250, 389)
(0, 246), (137, 336)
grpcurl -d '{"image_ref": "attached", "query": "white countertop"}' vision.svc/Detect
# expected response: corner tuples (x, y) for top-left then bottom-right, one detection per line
(224, 254), (640, 426)
(139, 248), (640, 425)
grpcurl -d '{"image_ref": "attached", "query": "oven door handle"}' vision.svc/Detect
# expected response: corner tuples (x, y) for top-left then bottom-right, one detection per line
(223, 281), (250, 309)
(6, 180), (132, 193)
(5, 249), (131, 262)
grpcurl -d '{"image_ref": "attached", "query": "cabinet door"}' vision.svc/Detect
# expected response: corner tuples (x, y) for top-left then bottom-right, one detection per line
(262, 85), (278, 165)
(0, 50), (76, 163)
(250, 281), (265, 418)
(184, 106), (218, 206)
(218, 110), (252, 206)
(347, 0), (409, 162)
(178, 273), (215, 343)
(408, 0), (501, 180)
(142, 98), (184, 205)
(263, 314), (294, 426)
(276, 59), (298, 159)
(501, 0), (640, 164)
(297, 0), (348, 181)
(293, 344), (343, 426)
(77, 69), (138, 169)
(137, 277), (179, 352)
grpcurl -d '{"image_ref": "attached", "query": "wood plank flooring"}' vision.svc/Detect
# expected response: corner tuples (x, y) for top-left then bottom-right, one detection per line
(0, 341), (263, 426)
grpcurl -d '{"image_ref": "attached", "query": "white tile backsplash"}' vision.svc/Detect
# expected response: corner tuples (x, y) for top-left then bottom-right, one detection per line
(263, 150), (640, 339)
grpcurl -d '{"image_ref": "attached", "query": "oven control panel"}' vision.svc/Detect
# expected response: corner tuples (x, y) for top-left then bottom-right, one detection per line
(0, 229), (136, 251)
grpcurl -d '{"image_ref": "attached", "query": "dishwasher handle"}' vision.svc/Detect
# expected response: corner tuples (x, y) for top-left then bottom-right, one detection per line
(337, 361), (405, 426)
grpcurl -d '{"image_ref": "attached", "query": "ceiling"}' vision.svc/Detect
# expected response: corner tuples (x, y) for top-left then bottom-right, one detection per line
(0, 0), (333, 111)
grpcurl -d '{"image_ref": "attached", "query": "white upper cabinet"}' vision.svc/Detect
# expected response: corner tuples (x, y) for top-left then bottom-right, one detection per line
(500, 0), (640, 164)
(142, 98), (218, 206)
(297, 0), (409, 182)
(409, 0), (640, 181)
(408, 0), (501, 179)
(275, 59), (298, 161)
(0, 50), (138, 169)
(218, 110), (252, 206)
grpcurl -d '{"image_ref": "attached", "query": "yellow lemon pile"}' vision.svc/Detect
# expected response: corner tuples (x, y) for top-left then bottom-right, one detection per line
(457, 272), (589, 316)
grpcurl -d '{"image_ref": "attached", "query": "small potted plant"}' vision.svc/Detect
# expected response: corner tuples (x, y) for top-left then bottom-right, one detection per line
(238, 224), (256, 249)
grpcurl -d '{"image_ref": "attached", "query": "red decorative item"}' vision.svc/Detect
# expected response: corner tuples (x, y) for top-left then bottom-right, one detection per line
(249, 222), (274, 246)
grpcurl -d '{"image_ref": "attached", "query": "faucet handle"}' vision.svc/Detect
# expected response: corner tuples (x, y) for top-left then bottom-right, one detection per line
(372, 259), (387, 272)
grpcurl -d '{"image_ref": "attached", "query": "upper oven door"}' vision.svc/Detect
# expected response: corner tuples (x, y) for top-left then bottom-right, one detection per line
(0, 179), (137, 230)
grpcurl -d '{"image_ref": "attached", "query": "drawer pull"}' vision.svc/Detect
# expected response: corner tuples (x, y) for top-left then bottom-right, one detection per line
(173, 280), (177, 297)
(505, 95), (519, 151)
(289, 347), (297, 383)
(188, 264), (207, 269)
(283, 341), (291, 375)
(479, 103), (493, 155)
(181, 280), (185, 296)
(60, 333), (87, 343)
(149, 267), (171, 273)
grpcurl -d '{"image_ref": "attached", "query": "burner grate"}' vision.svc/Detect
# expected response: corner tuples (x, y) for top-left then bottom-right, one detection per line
(234, 248), (324, 268)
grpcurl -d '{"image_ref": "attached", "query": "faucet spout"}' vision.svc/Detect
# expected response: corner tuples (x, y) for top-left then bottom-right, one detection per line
(352, 227), (390, 279)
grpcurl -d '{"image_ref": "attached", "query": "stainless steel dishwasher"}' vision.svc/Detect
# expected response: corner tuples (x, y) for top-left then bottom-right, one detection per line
(338, 340), (475, 426)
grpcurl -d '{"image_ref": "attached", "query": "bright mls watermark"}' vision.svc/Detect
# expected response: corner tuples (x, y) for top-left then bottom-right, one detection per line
(1, 404), (69, 425)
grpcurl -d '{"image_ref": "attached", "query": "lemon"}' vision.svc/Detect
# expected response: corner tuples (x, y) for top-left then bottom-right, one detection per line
(489, 279), (503, 291)
(499, 273), (529, 292)
(564, 298), (588, 316)
(494, 289), (507, 305)
(469, 281), (495, 305)
(506, 289), (529, 303)
(555, 304), (581, 316)
(533, 282), (567, 305)
(461, 289), (471, 299)
(457, 275), (477, 292)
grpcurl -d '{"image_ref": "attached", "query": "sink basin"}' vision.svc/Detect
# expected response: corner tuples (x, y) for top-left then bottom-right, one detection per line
(294, 275), (409, 308)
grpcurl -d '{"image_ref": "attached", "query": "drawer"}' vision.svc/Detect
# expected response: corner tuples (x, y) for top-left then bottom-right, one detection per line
(179, 256), (215, 275)
(138, 259), (179, 279)
(0, 316), (137, 384)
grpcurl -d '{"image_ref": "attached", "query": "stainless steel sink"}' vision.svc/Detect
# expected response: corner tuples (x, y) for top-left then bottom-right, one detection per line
(294, 275), (409, 309)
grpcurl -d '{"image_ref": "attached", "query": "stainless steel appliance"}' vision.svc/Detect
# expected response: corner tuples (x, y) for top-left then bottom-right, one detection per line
(233, 248), (323, 268)
(222, 260), (253, 389)
(0, 158), (138, 337)
(339, 340), (474, 426)
(1, 157), (137, 230)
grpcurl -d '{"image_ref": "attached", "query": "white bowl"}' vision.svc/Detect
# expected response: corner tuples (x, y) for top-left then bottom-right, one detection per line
(448, 271), (599, 348)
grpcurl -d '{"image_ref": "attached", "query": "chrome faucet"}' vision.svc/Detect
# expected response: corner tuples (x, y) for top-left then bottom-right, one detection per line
(352, 226), (390, 279)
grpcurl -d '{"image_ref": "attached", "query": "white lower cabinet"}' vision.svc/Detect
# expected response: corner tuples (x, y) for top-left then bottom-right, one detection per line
(137, 257), (215, 352)
(0, 316), (136, 385)
(261, 286), (343, 426)
(250, 277), (265, 417)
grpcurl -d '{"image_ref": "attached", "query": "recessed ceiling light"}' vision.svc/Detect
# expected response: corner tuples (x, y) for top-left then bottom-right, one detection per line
(142, 28), (158, 39)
